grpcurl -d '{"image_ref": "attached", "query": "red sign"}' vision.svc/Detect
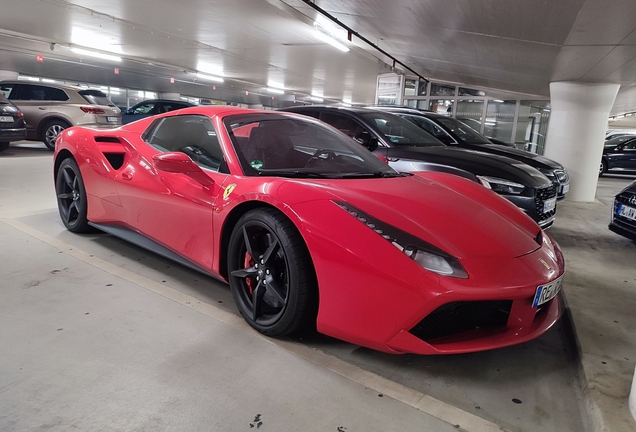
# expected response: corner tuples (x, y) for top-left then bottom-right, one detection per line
(36, 54), (44, 63)
(212, 85), (216, 90)
(114, 68), (120, 75)
(170, 77), (174, 84)
(245, 91), (249, 96)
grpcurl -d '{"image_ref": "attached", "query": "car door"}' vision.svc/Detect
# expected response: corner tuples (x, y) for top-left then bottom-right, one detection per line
(114, 114), (229, 270)
(615, 139), (636, 170)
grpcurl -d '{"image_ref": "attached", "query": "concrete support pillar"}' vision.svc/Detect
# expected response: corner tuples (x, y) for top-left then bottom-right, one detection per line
(630, 366), (636, 422)
(0, 70), (19, 80)
(159, 93), (180, 101)
(544, 82), (620, 202)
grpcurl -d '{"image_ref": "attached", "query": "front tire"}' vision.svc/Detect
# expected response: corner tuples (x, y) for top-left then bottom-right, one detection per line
(228, 208), (317, 336)
(42, 120), (70, 150)
(55, 158), (92, 233)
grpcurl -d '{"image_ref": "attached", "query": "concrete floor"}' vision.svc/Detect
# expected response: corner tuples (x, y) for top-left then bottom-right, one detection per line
(0, 141), (634, 431)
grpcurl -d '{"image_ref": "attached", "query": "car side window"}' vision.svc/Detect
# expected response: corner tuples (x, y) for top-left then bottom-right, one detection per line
(0, 84), (18, 99)
(132, 103), (157, 115)
(408, 116), (449, 140)
(144, 114), (227, 172)
(319, 112), (367, 138)
(625, 141), (636, 150)
(48, 87), (70, 101)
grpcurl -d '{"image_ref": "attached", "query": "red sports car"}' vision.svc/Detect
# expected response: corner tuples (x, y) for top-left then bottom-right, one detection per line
(53, 106), (564, 355)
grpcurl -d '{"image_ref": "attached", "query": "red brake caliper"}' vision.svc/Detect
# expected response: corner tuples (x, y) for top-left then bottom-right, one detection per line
(244, 252), (255, 294)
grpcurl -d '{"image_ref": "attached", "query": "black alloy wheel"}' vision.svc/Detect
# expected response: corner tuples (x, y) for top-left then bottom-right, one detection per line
(55, 158), (91, 233)
(43, 120), (70, 150)
(599, 159), (608, 177)
(228, 208), (316, 336)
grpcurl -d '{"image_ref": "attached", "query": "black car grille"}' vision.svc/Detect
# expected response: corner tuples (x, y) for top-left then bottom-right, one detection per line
(535, 185), (557, 221)
(409, 300), (513, 342)
(614, 193), (636, 230)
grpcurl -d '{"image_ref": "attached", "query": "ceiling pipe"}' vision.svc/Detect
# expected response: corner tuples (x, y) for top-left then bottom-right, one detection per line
(299, 0), (429, 84)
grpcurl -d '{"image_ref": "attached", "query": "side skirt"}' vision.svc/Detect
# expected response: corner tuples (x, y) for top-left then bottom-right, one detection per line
(88, 222), (221, 281)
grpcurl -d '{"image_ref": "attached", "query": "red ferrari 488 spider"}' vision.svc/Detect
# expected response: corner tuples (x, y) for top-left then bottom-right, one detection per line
(53, 106), (564, 354)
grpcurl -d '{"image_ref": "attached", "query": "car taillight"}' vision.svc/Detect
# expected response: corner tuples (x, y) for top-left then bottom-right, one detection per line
(17, 110), (23, 118)
(80, 106), (105, 114)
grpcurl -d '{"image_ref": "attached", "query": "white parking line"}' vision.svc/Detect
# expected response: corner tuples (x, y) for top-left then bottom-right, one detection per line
(2, 217), (510, 432)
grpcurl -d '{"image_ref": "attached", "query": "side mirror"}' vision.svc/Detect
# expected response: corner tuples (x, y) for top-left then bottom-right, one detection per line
(153, 152), (215, 187)
(354, 131), (379, 152)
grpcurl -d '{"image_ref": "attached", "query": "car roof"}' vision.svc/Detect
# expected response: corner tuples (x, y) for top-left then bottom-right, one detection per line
(0, 80), (90, 92)
(132, 99), (195, 105)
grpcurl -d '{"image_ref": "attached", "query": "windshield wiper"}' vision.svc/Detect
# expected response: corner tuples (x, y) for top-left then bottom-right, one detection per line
(257, 170), (332, 178)
(339, 171), (407, 178)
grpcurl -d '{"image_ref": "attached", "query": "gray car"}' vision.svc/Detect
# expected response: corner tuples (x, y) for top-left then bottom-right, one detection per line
(0, 81), (121, 150)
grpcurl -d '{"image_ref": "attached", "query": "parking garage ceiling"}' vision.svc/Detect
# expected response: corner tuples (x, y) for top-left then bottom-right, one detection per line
(1, 0), (636, 113)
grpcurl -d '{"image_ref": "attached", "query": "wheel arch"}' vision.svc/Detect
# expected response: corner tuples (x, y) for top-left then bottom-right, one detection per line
(37, 116), (73, 140)
(53, 149), (75, 183)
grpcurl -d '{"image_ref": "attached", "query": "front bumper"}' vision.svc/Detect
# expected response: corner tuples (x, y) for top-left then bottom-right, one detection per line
(609, 195), (636, 241)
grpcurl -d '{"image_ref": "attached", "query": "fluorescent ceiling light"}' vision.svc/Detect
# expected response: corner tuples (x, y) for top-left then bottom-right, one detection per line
(267, 87), (284, 94)
(196, 72), (224, 83)
(70, 47), (122, 62)
(617, 115), (625, 119)
(313, 29), (350, 52)
(492, 99), (504, 103)
(41, 79), (57, 83)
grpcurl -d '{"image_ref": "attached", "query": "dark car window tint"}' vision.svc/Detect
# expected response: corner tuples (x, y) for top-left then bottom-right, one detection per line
(224, 114), (398, 177)
(145, 114), (225, 171)
(435, 117), (491, 144)
(48, 87), (70, 101)
(404, 115), (448, 139)
(14, 84), (68, 101)
(159, 103), (189, 113)
(625, 140), (636, 150)
(358, 112), (443, 146)
(79, 90), (114, 106)
(319, 112), (366, 138)
(606, 136), (635, 147)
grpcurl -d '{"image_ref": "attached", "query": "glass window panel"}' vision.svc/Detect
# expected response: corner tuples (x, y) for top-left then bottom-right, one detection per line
(405, 99), (417, 108)
(484, 100), (516, 143)
(516, 101), (551, 154)
(404, 79), (417, 96)
(417, 100), (428, 110)
(377, 93), (397, 106)
(378, 75), (401, 91)
(458, 87), (485, 96)
(430, 83), (455, 97)
(455, 100), (484, 132)
(428, 99), (454, 116)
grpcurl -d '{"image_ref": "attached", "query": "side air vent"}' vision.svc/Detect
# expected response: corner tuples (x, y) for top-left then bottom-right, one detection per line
(94, 137), (126, 170)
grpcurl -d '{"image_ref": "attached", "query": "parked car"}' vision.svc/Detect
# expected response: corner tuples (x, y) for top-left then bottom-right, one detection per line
(600, 136), (636, 176)
(0, 81), (121, 150)
(280, 105), (558, 229)
(54, 106), (564, 354)
(374, 106), (570, 201)
(122, 99), (196, 124)
(609, 180), (636, 241)
(0, 94), (27, 152)
(605, 131), (636, 141)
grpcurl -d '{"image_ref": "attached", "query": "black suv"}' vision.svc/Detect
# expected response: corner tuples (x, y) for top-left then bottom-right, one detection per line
(601, 136), (636, 176)
(0, 94), (27, 152)
(280, 105), (558, 229)
(609, 180), (636, 241)
(375, 106), (570, 201)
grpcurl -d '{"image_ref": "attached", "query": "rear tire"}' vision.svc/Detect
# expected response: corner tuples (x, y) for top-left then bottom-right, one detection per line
(55, 158), (92, 233)
(599, 159), (608, 177)
(227, 208), (317, 337)
(0, 142), (9, 152)
(42, 120), (70, 150)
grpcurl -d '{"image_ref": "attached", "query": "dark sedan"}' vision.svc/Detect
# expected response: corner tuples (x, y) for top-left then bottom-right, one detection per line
(0, 94), (27, 152)
(122, 99), (196, 124)
(600, 136), (636, 176)
(280, 105), (558, 229)
(375, 107), (570, 201)
(609, 180), (636, 241)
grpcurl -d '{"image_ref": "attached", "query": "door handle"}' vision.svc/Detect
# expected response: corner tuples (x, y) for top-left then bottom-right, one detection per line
(121, 172), (132, 180)
(38, 107), (46, 110)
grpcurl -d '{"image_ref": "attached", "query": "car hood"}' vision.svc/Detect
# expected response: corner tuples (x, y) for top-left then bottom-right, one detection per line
(381, 146), (551, 188)
(463, 144), (564, 171)
(282, 173), (541, 259)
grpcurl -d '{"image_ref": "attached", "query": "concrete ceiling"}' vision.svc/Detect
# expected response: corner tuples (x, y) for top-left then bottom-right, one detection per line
(0, 0), (635, 113)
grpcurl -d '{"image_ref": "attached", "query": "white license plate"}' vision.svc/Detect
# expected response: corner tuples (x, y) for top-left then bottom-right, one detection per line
(0, 115), (13, 122)
(532, 275), (563, 307)
(106, 116), (118, 122)
(543, 197), (557, 213)
(617, 203), (636, 221)
(560, 184), (569, 195)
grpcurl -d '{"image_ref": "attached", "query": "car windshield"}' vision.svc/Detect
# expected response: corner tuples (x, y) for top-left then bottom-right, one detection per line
(358, 111), (444, 147)
(435, 117), (491, 144)
(225, 114), (403, 178)
(79, 89), (116, 107)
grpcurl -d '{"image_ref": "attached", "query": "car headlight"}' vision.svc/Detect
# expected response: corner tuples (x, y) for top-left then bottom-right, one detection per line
(333, 201), (468, 278)
(554, 169), (568, 183)
(477, 175), (525, 195)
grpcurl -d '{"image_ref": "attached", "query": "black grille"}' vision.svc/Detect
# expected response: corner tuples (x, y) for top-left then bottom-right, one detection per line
(410, 300), (513, 342)
(614, 193), (636, 230)
(534, 185), (557, 222)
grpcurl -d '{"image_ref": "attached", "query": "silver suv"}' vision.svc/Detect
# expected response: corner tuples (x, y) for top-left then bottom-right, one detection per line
(0, 81), (121, 150)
